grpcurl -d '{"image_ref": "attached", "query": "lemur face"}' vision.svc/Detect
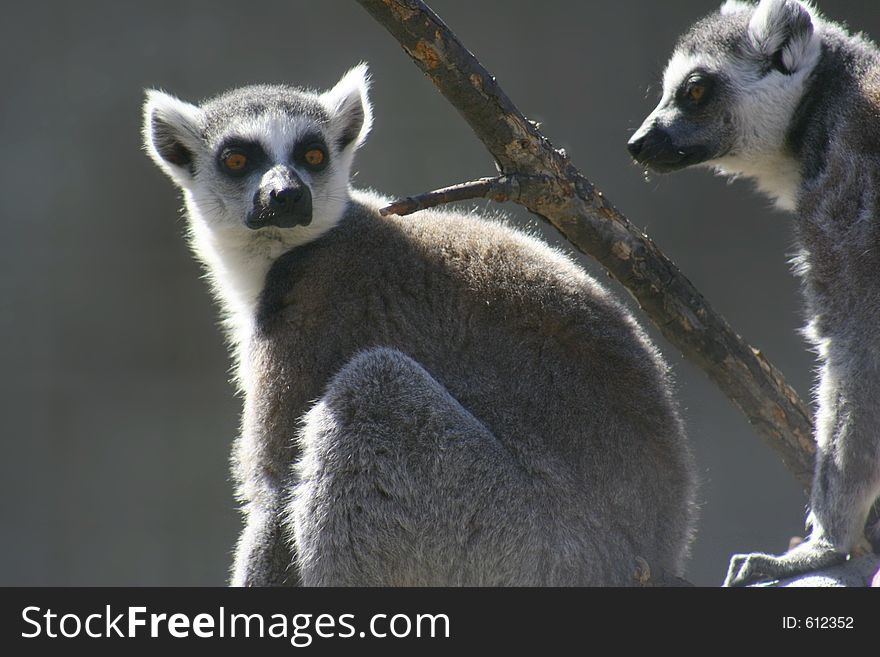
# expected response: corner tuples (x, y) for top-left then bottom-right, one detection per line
(144, 65), (372, 236)
(628, 0), (820, 177)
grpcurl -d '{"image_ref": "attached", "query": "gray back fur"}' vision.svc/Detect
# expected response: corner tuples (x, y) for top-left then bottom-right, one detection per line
(251, 197), (696, 585)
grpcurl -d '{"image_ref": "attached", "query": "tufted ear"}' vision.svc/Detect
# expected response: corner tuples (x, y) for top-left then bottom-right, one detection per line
(320, 63), (373, 153)
(748, 0), (817, 74)
(720, 0), (752, 16)
(142, 89), (205, 187)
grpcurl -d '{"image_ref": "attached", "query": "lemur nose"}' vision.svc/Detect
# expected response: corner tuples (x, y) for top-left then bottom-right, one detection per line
(627, 135), (645, 158)
(269, 186), (304, 213)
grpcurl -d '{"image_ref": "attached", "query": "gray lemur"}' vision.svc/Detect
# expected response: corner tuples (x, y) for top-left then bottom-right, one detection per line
(143, 65), (697, 586)
(628, 0), (880, 586)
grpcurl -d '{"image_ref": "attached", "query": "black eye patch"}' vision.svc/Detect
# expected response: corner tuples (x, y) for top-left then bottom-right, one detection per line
(215, 139), (268, 177)
(676, 71), (717, 110)
(292, 133), (330, 172)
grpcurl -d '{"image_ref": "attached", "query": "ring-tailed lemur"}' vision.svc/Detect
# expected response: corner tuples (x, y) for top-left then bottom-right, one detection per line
(143, 65), (697, 586)
(628, 0), (880, 586)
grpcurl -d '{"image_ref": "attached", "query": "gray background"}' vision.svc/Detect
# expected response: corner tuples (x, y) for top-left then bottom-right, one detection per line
(3, 0), (876, 586)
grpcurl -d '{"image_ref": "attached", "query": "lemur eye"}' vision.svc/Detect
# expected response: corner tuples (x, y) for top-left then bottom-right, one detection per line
(294, 138), (329, 171)
(222, 151), (248, 173)
(681, 73), (715, 107)
(303, 147), (326, 169)
(687, 83), (706, 102)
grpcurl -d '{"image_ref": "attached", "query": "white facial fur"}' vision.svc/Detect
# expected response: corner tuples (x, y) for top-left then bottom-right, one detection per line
(143, 65), (373, 345)
(717, 0), (822, 209)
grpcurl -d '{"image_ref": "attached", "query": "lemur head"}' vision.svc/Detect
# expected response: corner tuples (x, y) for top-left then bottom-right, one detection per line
(143, 64), (372, 241)
(142, 66), (373, 324)
(628, 0), (822, 205)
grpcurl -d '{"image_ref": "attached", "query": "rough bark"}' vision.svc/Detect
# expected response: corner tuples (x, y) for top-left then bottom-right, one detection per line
(357, 0), (816, 489)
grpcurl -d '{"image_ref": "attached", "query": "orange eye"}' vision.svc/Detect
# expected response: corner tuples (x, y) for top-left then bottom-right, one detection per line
(223, 152), (248, 171)
(688, 83), (706, 102)
(304, 148), (325, 167)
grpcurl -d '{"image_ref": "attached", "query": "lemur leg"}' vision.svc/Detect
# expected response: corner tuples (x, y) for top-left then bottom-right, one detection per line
(287, 347), (545, 587)
(725, 353), (880, 587)
(230, 501), (297, 586)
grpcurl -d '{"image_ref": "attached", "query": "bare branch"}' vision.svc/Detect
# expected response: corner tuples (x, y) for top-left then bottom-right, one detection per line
(357, 0), (817, 489)
(379, 175), (527, 216)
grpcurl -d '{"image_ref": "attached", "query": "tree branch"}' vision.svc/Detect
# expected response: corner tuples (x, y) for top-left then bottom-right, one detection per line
(379, 174), (528, 216)
(356, 0), (816, 489)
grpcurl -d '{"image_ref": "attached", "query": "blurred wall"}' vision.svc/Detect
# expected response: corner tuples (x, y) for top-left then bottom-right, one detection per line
(2, 0), (877, 586)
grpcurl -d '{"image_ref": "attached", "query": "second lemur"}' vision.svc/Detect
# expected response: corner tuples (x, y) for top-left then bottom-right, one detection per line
(628, 0), (880, 585)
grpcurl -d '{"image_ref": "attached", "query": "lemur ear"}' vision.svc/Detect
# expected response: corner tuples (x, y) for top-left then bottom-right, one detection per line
(720, 0), (751, 16)
(748, 0), (817, 74)
(320, 64), (373, 153)
(142, 90), (204, 187)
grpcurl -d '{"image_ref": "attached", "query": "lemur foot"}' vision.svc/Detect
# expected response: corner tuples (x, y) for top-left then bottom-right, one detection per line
(723, 538), (846, 587)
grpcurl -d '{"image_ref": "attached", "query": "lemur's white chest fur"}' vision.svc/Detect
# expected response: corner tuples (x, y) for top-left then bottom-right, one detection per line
(185, 194), (338, 338)
(711, 151), (802, 211)
(184, 188), (383, 346)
